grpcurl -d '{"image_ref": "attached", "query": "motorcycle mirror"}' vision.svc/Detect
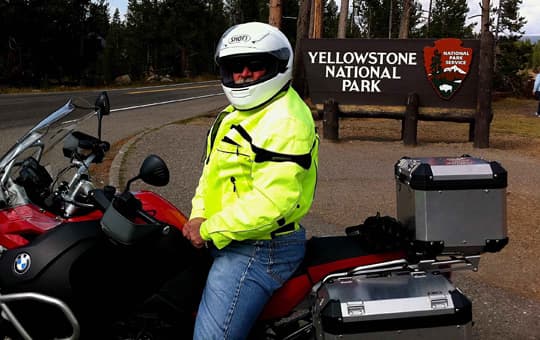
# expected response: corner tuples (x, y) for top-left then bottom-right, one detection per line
(95, 91), (110, 116)
(95, 91), (110, 142)
(124, 155), (170, 192)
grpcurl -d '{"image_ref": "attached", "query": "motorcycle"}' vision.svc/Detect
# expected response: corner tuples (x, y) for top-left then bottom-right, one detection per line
(0, 92), (508, 340)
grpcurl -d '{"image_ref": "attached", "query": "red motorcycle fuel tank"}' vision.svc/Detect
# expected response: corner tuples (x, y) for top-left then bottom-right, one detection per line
(0, 191), (186, 249)
(0, 204), (61, 248)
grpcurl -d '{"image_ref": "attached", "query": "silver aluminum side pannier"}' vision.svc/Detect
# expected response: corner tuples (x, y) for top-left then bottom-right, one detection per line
(313, 271), (472, 339)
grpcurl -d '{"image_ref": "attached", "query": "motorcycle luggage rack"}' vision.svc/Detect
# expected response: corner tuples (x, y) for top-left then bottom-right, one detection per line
(319, 255), (481, 285)
(0, 291), (80, 340)
(415, 254), (481, 274)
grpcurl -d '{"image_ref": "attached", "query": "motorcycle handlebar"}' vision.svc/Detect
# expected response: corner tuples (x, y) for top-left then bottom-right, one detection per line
(98, 190), (168, 246)
(135, 207), (162, 226)
(92, 188), (164, 227)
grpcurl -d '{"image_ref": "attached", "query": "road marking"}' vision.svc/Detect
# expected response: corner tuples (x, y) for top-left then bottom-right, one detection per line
(117, 80), (220, 92)
(111, 93), (224, 112)
(127, 84), (220, 95)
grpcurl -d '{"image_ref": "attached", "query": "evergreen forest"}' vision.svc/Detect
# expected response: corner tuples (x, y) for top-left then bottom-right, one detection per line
(0, 0), (537, 95)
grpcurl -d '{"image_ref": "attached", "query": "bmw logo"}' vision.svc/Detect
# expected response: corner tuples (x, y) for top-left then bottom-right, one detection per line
(14, 253), (31, 274)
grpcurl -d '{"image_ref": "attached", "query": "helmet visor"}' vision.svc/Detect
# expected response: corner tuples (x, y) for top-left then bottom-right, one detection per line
(219, 54), (280, 88)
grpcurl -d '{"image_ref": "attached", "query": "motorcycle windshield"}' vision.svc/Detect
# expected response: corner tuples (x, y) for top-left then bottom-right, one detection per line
(0, 97), (96, 175)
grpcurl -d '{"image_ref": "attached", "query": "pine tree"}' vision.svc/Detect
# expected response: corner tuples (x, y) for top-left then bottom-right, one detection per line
(430, 49), (443, 76)
(494, 0), (527, 39)
(492, 0), (530, 94)
(355, 0), (421, 38)
(103, 9), (128, 83)
(531, 42), (540, 69)
(324, 0), (339, 38)
(424, 0), (475, 38)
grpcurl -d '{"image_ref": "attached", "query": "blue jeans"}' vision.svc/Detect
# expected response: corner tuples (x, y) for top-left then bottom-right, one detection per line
(193, 227), (306, 340)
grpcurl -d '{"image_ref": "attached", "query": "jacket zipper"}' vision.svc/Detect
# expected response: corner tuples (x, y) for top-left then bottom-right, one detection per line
(230, 177), (238, 196)
(205, 110), (229, 164)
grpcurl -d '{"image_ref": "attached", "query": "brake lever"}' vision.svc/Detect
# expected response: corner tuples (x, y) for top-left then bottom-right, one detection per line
(135, 208), (162, 226)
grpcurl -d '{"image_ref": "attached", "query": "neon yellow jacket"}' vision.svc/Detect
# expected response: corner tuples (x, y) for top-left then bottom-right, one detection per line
(190, 87), (319, 249)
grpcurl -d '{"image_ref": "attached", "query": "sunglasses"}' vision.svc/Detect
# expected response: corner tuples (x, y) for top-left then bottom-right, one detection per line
(229, 59), (267, 73)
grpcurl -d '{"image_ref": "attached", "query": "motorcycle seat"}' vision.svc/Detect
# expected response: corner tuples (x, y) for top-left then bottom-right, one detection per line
(259, 235), (405, 320)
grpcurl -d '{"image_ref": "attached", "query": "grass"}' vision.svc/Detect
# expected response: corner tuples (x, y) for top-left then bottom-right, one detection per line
(491, 97), (540, 138)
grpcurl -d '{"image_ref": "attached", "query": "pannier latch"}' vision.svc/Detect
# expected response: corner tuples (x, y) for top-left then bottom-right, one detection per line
(428, 291), (448, 309)
(344, 301), (365, 316)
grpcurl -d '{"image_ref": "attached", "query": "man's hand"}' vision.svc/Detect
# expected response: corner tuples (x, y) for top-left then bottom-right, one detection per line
(183, 217), (207, 248)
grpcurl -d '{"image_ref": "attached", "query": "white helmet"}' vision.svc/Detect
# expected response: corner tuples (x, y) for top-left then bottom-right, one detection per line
(215, 22), (293, 110)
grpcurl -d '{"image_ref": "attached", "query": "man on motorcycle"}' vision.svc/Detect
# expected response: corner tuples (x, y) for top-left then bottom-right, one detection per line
(182, 22), (319, 339)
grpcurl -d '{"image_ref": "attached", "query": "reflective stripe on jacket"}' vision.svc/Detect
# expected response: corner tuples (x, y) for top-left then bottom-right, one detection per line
(190, 87), (319, 249)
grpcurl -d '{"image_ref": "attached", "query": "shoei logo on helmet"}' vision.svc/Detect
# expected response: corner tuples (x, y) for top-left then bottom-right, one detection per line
(229, 34), (251, 44)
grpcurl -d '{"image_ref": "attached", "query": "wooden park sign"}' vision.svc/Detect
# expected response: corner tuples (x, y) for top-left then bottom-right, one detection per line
(301, 38), (482, 145)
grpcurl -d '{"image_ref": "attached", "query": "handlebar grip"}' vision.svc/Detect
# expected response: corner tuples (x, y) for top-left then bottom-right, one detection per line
(104, 190), (163, 227)
(135, 208), (162, 226)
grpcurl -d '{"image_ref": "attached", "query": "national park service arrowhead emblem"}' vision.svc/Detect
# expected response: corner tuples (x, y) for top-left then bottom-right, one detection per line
(423, 38), (473, 100)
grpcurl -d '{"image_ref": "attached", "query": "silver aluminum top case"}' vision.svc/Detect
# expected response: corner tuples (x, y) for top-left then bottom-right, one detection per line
(394, 156), (508, 256)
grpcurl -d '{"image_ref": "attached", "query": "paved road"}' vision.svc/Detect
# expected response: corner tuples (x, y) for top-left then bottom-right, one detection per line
(0, 85), (228, 194)
(0, 80), (222, 129)
(0, 83), (227, 159)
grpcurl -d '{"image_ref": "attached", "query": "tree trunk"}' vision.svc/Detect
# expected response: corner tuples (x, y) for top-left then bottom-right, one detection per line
(311, 0), (323, 38)
(323, 99), (339, 140)
(402, 92), (419, 145)
(268, 0), (282, 28)
(426, 0), (432, 37)
(293, 0), (311, 97)
(338, 0), (348, 38)
(388, 0), (393, 38)
(309, 0), (315, 37)
(398, 0), (411, 38)
(475, 0), (492, 148)
(480, 0), (490, 34)
(475, 28), (494, 148)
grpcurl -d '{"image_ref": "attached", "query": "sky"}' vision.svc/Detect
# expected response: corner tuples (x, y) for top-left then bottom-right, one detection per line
(109, 0), (127, 18)
(108, 0), (540, 36)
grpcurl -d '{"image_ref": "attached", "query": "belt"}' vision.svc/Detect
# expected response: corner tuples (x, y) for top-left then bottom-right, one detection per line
(270, 222), (298, 238)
